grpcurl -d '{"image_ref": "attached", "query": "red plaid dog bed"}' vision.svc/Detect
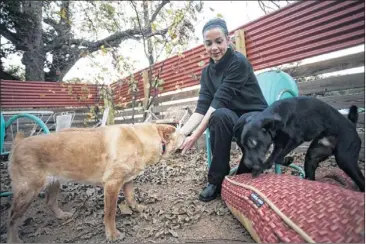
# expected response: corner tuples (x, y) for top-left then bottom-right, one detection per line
(221, 172), (365, 243)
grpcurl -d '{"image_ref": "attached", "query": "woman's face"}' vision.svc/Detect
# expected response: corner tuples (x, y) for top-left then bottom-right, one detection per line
(203, 27), (230, 63)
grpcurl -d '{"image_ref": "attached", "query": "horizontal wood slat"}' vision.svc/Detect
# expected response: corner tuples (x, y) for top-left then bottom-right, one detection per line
(145, 52), (365, 111)
(122, 72), (364, 109)
(283, 52), (365, 78)
(318, 92), (365, 110)
(298, 73), (365, 95)
(157, 89), (199, 104)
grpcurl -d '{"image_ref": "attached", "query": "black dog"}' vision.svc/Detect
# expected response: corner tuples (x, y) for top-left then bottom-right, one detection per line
(235, 96), (364, 192)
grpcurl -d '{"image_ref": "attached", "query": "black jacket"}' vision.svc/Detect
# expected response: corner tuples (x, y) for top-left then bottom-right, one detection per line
(195, 48), (268, 115)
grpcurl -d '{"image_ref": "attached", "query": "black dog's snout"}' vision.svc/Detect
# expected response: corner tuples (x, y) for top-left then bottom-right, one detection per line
(244, 160), (252, 169)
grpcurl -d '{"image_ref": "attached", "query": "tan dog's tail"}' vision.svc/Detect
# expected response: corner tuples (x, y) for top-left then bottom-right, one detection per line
(8, 132), (26, 167)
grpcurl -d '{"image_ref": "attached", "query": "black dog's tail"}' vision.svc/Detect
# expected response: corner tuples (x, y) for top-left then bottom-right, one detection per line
(347, 105), (358, 125)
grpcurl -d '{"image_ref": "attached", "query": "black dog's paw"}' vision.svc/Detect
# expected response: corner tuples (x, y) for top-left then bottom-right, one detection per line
(282, 156), (294, 166)
(264, 162), (273, 170)
(251, 169), (263, 177)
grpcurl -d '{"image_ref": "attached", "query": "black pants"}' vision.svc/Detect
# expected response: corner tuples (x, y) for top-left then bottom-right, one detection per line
(208, 108), (259, 185)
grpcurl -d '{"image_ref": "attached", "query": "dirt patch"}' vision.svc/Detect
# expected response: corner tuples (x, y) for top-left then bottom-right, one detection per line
(0, 148), (364, 243)
(0, 149), (252, 243)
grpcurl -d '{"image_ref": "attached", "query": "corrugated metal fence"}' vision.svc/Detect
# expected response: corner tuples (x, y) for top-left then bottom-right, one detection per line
(1, 0), (364, 109)
(0, 80), (102, 108)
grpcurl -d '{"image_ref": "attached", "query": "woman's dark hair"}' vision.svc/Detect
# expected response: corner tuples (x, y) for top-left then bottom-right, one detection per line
(202, 18), (229, 36)
(202, 18), (235, 49)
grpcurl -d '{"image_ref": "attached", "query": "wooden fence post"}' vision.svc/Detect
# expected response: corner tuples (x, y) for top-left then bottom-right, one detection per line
(234, 29), (246, 56)
(103, 85), (115, 125)
(142, 69), (149, 109)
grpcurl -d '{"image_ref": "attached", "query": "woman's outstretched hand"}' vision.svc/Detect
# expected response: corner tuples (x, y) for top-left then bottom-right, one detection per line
(180, 134), (198, 155)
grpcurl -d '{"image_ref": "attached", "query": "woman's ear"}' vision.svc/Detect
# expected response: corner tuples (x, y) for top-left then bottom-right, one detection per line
(227, 35), (231, 43)
(228, 36), (236, 50)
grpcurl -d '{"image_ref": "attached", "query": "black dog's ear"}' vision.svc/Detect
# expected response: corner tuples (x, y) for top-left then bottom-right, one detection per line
(245, 115), (254, 123)
(260, 114), (283, 131)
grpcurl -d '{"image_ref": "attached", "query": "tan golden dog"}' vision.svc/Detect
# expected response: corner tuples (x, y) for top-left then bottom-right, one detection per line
(7, 123), (185, 243)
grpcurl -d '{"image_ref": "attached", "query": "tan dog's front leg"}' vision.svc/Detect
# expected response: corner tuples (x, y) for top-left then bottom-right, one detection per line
(103, 180), (123, 242)
(123, 181), (146, 213)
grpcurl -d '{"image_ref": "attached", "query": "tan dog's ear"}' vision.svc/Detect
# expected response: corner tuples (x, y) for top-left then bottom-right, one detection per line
(156, 124), (176, 143)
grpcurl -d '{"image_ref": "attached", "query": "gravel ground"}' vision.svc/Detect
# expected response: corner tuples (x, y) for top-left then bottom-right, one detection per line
(1, 147), (364, 243)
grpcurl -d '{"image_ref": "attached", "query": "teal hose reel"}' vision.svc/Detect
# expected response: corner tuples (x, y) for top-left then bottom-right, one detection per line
(1, 112), (50, 197)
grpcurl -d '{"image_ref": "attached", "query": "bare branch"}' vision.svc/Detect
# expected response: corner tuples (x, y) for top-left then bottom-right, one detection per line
(150, 0), (170, 23)
(270, 0), (280, 9)
(144, 28), (169, 38)
(88, 27), (168, 50)
(258, 1), (268, 14)
(154, 7), (189, 62)
(0, 23), (21, 47)
(44, 25), (168, 54)
(80, 3), (98, 40)
(44, 18), (63, 34)
(130, 1), (148, 58)
(143, 1), (196, 113)
(258, 0), (284, 14)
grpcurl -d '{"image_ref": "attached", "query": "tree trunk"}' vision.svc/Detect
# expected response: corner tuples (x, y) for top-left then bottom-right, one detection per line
(142, 1), (155, 121)
(44, 1), (73, 82)
(144, 1), (154, 66)
(45, 51), (80, 82)
(20, 1), (45, 81)
(102, 85), (115, 125)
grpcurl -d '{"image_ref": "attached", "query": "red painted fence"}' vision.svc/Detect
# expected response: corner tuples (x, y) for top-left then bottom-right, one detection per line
(1, 0), (364, 109)
(0, 80), (101, 108)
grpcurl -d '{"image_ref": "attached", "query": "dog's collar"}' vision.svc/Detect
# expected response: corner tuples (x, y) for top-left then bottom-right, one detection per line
(162, 141), (166, 154)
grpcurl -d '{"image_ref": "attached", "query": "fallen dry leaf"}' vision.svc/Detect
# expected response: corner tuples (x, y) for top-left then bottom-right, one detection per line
(118, 202), (133, 215)
(85, 188), (94, 197)
(168, 229), (178, 238)
(154, 229), (165, 238)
